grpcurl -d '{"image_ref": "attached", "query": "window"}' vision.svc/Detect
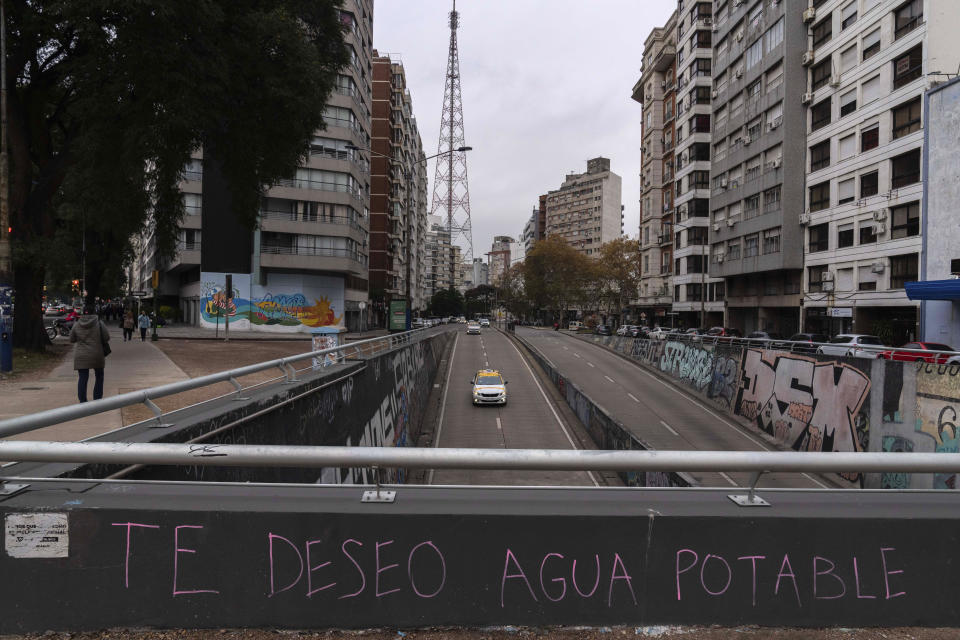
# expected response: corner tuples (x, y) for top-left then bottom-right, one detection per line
(764, 186), (781, 213)
(747, 118), (761, 140)
(810, 182), (830, 212)
(744, 194), (760, 218)
(809, 223), (829, 252)
(893, 45), (923, 89)
(764, 17), (784, 53)
(838, 223), (854, 248)
(840, 45), (858, 74)
(744, 234), (759, 258)
(859, 265), (878, 290)
(690, 114), (711, 133)
(717, 35), (729, 59)
(838, 134), (856, 160)
(766, 63), (784, 92)
(689, 198), (709, 218)
(693, 86), (712, 105)
(860, 222), (878, 244)
(891, 149), (921, 188)
(890, 254), (919, 289)
(727, 240), (741, 260)
(812, 98), (831, 131)
(812, 16), (832, 49)
(862, 29), (881, 60)
(690, 57), (712, 78)
(811, 59), (832, 91)
(809, 265), (828, 292)
(892, 97), (921, 139)
(841, 2), (857, 29)
(840, 90), (857, 117)
(861, 123), (879, 151)
(747, 79), (761, 99)
(838, 178), (855, 205)
(895, 0), (923, 40)
(688, 226), (708, 245)
(766, 101), (783, 127)
(693, 29), (712, 49)
(691, 170), (710, 189)
(745, 39), (762, 70)
(891, 202), (920, 238)
(862, 75), (882, 105)
(860, 170), (879, 198)
(810, 141), (830, 172)
(763, 227), (781, 255)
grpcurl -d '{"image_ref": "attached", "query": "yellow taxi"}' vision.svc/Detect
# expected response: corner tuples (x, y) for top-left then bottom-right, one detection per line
(471, 369), (507, 406)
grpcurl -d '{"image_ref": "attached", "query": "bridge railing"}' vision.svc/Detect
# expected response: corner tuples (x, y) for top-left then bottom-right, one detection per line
(0, 326), (440, 440)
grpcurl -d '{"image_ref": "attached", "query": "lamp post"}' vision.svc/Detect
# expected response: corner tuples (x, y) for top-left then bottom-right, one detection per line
(664, 219), (707, 329)
(347, 144), (471, 327)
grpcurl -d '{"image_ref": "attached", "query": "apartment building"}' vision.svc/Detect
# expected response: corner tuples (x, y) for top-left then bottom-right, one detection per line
(672, 1), (725, 328)
(424, 215), (462, 299)
(634, 11), (678, 324)
(544, 158), (623, 257)
(799, 0), (959, 344)
(709, 0), (807, 336)
(488, 235), (516, 285)
(137, 0), (375, 333)
(522, 196), (547, 257)
(370, 52), (429, 326)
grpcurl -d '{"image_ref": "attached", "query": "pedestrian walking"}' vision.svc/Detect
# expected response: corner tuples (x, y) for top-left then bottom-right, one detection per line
(138, 311), (151, 341)
(70, 305), (110, 403)
(123, 311), (135, 342)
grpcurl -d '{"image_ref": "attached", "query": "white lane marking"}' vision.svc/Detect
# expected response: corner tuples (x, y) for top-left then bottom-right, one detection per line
(587, 362), (595, 368)
(496, 417), (502, 430)
(659, 420), (679, 436)
(627, 393), (640, 403)
(604, 375), (615, 383)
(507, 337), (600, 487)
(428, 332), (459, 485)
(718, 472), (739, 487)
(563, 346), (569, 350)
(629, 364), (829, 489)
(573, 352), (582, 358)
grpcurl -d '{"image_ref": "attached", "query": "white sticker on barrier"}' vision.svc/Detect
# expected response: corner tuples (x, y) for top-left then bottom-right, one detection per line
(5, 513), (69, 558)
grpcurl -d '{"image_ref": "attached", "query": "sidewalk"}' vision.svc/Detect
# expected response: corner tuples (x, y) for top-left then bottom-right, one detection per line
(153, 323), (391, 342)
(1, 325), (190, 442)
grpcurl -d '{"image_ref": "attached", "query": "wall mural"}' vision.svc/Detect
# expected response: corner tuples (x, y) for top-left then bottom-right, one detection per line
(915, 362), (960, 489)
(198, 272), (344, 332)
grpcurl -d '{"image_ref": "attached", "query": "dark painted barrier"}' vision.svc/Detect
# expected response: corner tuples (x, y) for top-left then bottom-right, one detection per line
(574, 334), (960, 489)
(0, 482), (956, 632)
(515, 334), (691, 488)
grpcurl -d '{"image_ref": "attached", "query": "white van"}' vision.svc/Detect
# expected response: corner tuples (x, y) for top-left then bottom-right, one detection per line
(568, 321), (583, 331)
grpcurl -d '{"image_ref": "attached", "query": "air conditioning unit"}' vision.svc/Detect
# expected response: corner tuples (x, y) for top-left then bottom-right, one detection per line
(871, 262), (886, 273)
(661, 80), (667, 89)
(717, 254), (725, 263)
(803, 7), (817, 23)
(799, 212), (811, 225)
(720, 177), (729, 187)
(743, 134), (752, 145)
(735, 29), (744, 42)
(702, 17), (713, 26)
(802, 51), (815, 66)
(713, 223), (721, 231)
(875, 222), (887, 234)
(822, 281), (835, 292)
(801, 92), (814, 104)
(873, 209), (888, 221)
(766, 121), (776, 131)
(734, 67), (744, 78)
(772, 158), (782, 168)
(726, 218), (736, 227)
(711, 89), (718, 99)
(657, 237), (664, 245)
(821, 270), (834, 281)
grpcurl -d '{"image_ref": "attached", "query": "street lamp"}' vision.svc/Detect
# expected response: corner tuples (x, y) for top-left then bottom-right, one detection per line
(347, 144), (472, 328)
(663, 219), (707, 329)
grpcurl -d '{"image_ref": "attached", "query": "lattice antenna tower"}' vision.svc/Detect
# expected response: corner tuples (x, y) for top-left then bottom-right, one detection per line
(430, 0), (473, 288)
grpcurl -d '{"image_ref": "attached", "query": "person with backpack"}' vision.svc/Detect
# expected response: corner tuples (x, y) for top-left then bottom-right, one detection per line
(70, 305), (110, 403)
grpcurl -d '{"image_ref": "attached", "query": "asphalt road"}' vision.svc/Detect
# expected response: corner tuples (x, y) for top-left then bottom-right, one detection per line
(430, 325), (596, 487)
(516, 327), (828, 490)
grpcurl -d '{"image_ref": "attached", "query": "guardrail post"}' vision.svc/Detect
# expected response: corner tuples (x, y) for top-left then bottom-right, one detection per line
(143, 398), (173, 428)
(361, 466), (395, 503)
(728, 471), (770, 507)
(228, 377), (250, 401)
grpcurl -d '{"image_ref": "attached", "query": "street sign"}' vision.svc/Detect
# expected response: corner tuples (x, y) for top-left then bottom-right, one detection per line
(132, 291), (147, 297)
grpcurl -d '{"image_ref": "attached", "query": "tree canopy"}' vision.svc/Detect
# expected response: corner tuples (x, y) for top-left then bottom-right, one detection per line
(8, 0), (349, 348)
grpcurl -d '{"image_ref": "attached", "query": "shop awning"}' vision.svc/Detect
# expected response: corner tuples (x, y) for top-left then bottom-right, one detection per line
(905, 279), (960, 301)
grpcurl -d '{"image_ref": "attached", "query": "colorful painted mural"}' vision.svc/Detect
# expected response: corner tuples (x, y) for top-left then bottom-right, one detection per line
(199, 272), (344, 333)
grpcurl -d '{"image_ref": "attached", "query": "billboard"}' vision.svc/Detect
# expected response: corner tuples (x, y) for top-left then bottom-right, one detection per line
(389, 299), (409, 331)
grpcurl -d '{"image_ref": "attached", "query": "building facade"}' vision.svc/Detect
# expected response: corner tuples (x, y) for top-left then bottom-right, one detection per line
(544, 158), (623, 257)
(424, 214), (462, 299)
(370, 51), (429, 325)
(138, 0), (376, 333)
(709, 0), (806, 336)
(488, 235), (514, 285)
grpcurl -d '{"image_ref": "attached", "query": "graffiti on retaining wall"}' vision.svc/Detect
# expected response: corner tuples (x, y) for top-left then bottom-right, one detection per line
(735, 349), (870, 456)
(916, 362), (960, 489)
(656, 342), (743, 407)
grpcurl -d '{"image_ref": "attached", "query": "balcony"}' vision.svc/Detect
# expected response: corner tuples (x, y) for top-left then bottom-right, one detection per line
(653, 44), (676, 72)
(260, 245), (368, 277)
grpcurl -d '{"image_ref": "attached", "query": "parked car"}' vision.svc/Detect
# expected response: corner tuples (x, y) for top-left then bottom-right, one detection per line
(648, 326), (675, 340)
(878, 342), (960, 364)
(784, 333), (830, 354)
(817, 334), (888, 359)
(682, 328), (705, 342)
(615, 325), (631, 336)
(568, 321), (583, 331)
(745, 331), (786, 348)
(595, 325), (612, 336)
(706, 327), (742, 338)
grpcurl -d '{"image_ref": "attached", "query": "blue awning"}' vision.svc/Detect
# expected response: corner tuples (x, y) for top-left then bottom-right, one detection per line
(905, 279), (960, 301)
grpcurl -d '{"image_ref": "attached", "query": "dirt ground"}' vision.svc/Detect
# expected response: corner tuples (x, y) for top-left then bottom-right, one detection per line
(2, 626), (958, 639)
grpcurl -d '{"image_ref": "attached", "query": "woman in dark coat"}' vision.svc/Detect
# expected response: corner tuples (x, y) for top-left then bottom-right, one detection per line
(70, 306), (110, 403)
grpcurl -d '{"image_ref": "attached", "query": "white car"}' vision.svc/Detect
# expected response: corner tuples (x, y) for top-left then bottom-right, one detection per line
(648, 326), (675, 340)
(466, 323), (481, 335)
(479, 318), (491, 328)
(472, 369), (507, 406)
(817, 334), (888, 359)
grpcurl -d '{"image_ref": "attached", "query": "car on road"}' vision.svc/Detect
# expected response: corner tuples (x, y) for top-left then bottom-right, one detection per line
(648, 326), (675, 340)
(466, 323), (481, 335)
(594, 325), (612, 336)
(878, 341), (960, 364)
(817, 334), (888, 359)
(471, 369), (507, 406)
(785, 333), (830, 354)
(479, 318), (490, 328)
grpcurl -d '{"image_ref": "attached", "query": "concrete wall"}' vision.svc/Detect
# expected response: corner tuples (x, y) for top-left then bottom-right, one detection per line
(575, 334), (960, 489)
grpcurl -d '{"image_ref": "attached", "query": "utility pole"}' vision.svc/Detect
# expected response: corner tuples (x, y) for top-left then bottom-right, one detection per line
(0, 0), (11, 285)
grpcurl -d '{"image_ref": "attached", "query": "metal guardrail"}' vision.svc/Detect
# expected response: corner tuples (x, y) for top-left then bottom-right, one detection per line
(0, 326), (436, 440)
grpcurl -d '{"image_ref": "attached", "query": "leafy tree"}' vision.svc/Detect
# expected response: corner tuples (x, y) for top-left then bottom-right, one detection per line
(8, 0), (349, 349)
(595, 237), (641, 323)
(464, 284), (495, 317)
(428, 288), (464, 317)
(522, 236), (591, 322)
(497, 262), (528, 319)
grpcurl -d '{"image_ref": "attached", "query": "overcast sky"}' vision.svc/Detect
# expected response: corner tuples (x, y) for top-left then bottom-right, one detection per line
(372, 0), (675, 261)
